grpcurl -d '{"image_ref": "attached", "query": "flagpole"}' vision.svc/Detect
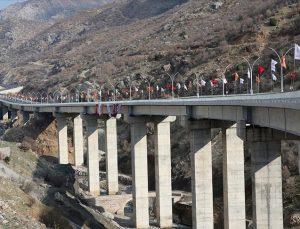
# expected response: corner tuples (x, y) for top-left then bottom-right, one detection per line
(242, 57), (260, 95)
(214, 64), (232, 96)
(166, 72), (179, 99)
(269, 47), (294, 92)
(196, 74), (200, 98)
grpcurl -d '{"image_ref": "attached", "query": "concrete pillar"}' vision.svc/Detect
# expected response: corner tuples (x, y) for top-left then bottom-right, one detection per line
(56, 115), (69, 164)
(189, 120), (214, 229)
(249, 128), (283, 229)
(21, 111), (30, 124)
(0, 108), (3, 120)
(130, 117), (149, 228)
(105, 118), (119, 195)
(73, 114), (84, 166)
(7, 110), (11, 119)
(3, 108), (8, 120)
(222, 123), (246, 229)
(154, 116), (176, 228)
(10, 110), (17, 120)
(85, 115), (100, 196)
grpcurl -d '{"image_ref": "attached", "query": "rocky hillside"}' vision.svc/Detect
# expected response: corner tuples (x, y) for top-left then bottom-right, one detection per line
(0, 0), (298, 95)
(0, 0), (115, 21)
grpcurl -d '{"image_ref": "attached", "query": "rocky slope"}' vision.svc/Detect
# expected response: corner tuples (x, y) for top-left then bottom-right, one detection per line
(0, 0), (115, 21)
(0, 0), (298, 95)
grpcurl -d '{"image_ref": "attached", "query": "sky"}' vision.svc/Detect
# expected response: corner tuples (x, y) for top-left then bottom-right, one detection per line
(0, 0), (24, 10)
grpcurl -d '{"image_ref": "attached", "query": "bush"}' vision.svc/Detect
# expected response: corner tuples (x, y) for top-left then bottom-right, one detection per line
(269, 17), (278, 26)
(4, 156), (10, 164)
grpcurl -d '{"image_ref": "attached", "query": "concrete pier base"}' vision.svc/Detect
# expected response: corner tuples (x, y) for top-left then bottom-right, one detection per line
(105, 118), (119, 195)
(130, 117), (149, 228)
(222, 123), (246, 229)
(21, 111), (30, 124)
(85, 115), (100, 196)
(73, 115), (84, 166)
(154, 116), (176, 228)
(0, 107), (8, 121)
(189, 120), (213, 229)
(249, 128), (283, 229)
(56, 115), (69, 164)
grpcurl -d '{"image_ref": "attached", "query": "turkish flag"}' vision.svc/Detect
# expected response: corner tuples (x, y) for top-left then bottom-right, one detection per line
(258, 65), (265, 75)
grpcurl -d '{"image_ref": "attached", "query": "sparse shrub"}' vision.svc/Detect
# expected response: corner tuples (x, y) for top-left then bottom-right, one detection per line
(4, 156), (10, 164)
(21, 180), (34, 194)
(39, 207), (72, 229)
(269, 17), (278, 26)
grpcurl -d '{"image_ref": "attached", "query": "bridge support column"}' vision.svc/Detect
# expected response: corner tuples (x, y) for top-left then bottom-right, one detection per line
(0, 107), (8, 120)
(129, 117), (149, 228)
(21, 111), (30, 124)
(73, 115), (84, 166)
(85, 115), (100, 196)
(10, 110), (17, 120)
(222, 122), (246, 229)
(154, 116), (176, 228)
(105, 118), (119, 195)
(56, 115), (69, 164)
(248, 128), (283, 229)
(189, 120), (213, 229)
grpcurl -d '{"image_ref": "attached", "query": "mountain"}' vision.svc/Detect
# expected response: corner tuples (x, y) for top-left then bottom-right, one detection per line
(0, 0), (115, 21)
(0, 0), (299, 94)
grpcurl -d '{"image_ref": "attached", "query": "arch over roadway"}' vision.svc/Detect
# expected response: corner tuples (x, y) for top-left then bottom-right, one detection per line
(1, 91), (300, 136)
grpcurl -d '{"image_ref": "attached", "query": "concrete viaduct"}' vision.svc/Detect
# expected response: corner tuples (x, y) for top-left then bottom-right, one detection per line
(1, 91), (300, 229)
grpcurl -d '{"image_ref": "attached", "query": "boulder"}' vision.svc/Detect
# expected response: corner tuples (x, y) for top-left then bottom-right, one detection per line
(0, 147), (11, 160)
(290, 212), (300, 226)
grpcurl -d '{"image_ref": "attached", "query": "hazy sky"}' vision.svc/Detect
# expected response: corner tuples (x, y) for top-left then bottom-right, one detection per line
(0, 0), (24, 10)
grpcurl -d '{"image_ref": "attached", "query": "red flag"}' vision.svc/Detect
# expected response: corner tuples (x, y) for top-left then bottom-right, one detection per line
(258, 65), (265, 75)
(212, 79), (218, 87)
(281, 55), (287, 69)
(290, 71), (296, 80)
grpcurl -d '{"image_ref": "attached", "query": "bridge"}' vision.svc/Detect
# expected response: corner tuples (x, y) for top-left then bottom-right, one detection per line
(1, 91), (300, 228)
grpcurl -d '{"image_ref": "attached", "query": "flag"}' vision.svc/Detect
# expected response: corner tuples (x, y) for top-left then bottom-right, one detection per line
(271, 59), (278, 72)
(247, 68), (250, 79)
(258, 65), (265, 75)
(256, 75), (260, 83)
(272, 73), (277, 81)
(281, 55), (287, 69)
(200, 79), (206, 86)
(223, 78), (227, 84)
(295, 43), (300, 60)
(240, 78), (245, 84)
(211, 79), (218, 87)
(290, 71), (296, 80)
(234, 72), (239, 81)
